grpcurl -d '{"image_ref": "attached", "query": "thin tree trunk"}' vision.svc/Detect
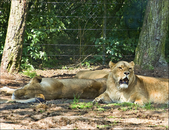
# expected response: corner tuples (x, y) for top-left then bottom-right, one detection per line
(1, 0), (29, 73)
(134, 0), (169, 69)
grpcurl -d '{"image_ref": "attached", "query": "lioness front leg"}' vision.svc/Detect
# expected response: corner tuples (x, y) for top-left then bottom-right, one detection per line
(128, 93), (148, 106)
(93, 92), (112, 104)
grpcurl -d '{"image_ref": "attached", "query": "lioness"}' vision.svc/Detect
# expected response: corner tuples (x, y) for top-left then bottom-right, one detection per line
(75, 70), (109, 79)
(93, 61), (169, 105)
(0, 77), (107, 103)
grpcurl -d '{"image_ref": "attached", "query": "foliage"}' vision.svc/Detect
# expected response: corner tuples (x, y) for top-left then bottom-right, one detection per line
(22, 70), (37, 78)
(92, 0), (148, 62)
(20, 57), (35, 71)
(165, 29), (169, 62)
(81, 61), (91, 68)
(1, 0), (169, 70)
(0, 1), (10, 59)
(23, 0), (148, 68)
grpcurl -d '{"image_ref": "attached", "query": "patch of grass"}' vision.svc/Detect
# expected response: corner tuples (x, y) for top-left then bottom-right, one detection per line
(7, 100), (16, 103)
(70, 102), (93, 109)
(112, 102), (136, 107)
(22, 70), (37, 78)
(142, 102), (168, 110)
(94, 102), (101, 108)
(62, 66), (67, 69)
(148, 125), (166, 128)
(68, 67), (74, 70)
(112, 102), (168, 110)
(40, 110), (45, 113)
(72, 94), (80, 103)
(81, 61), (91, 69)
(143, 102), (152, 110)
(120, 107), (128, 111)
(70, 95), (93, 109)
(62, 66), (73, 70)
(97, 125), (111, 129)
(107, 102), (139, 111)
(97, 107), (105, 111)
(113, 120), (118, 125)
(113, 102), (168, 110)
(107, 116), (115, 118)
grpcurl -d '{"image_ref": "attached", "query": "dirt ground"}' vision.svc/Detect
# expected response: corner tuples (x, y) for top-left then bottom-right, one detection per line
(0, 66), (168, 129)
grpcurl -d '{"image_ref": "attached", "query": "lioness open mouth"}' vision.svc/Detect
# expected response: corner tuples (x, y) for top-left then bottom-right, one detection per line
(119, 77), (129, 85)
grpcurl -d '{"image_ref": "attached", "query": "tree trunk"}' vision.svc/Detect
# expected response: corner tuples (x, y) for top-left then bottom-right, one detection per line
(134, 0), (169, 70)
(1, 0), (29, 73)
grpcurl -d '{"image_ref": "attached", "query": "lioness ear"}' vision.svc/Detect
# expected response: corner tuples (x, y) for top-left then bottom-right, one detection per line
(130, 61), (135, 66)
(31, 76), (42, 84)
(109, 61), (115, 69)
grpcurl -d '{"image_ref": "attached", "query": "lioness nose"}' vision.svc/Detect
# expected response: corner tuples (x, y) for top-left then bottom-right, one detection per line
(124, 72), (130, 75)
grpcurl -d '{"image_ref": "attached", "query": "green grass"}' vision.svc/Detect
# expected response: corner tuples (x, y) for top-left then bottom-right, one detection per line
(107, 116), (115, 118)
(22, 70), (37, 78)
(104, 102), (139, 111)
(70, 97), (104, 110)
(72, 94), (80, 103)
(7, 100), (16, 103)
(70, 100), (168, 111)
(113, 120), (118, 125)
(104, 102), (168, 110)
(143, 102), (153, 110)
(70, 102), (93, 109)
(97, 107), (105, 111)
(70, 95), (93, 109)
(142, 102), (168, 110)
(148, 125), (167, 128)
(113, 102), (137, 107)
(40, 110), (45, 113)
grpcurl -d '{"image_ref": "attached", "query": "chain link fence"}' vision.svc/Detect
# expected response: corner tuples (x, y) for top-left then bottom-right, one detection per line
(1, 0), (168, 69)
(21, 0), (149, 68)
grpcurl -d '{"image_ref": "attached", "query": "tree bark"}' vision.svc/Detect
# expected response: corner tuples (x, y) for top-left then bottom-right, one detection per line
(1, 0), (29, 73)
(134, 0), (169, 70)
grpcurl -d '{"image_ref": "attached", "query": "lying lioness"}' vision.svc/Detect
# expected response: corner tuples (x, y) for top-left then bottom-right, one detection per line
(93, 61), (169, 105)
(75, 70), (109, 79)
(0, 77), (107, 103)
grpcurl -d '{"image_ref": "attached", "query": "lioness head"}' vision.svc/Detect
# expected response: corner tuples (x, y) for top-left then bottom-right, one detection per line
(109, 61), (135, 90)
(12, 76), (43, 99)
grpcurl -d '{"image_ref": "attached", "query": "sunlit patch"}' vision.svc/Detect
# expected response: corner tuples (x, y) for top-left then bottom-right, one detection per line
(150, 91), (163, 102)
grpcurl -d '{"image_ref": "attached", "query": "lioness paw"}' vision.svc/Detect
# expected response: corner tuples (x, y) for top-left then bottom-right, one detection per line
(134, 100), (144, 106)
(92, 97), (105, 104)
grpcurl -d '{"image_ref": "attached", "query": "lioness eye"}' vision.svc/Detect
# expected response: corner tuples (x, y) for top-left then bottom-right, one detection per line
(129, 68), (132, 70)
(118, 67), (122, 70)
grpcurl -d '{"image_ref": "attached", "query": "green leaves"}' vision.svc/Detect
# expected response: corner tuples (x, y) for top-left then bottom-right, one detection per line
(2, 0), (168, 70)
(93, 36), (136, 62)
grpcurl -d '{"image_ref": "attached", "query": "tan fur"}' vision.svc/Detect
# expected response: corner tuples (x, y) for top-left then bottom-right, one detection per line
(93, 61), (169, 105)
(1, 77), (107, 103)
(75, 70), (109, 79)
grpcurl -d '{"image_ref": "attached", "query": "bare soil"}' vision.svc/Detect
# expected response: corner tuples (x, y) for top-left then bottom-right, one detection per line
(0, 66), (168, 129)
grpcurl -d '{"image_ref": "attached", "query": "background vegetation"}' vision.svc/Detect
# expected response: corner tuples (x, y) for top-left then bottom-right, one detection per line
(0, 0), (168, 70)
